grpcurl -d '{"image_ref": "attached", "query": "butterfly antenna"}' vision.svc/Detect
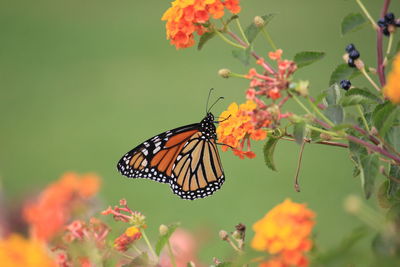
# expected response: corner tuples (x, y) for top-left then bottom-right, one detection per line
(207, 96), (224, 113)
(205, 88), (214, 114)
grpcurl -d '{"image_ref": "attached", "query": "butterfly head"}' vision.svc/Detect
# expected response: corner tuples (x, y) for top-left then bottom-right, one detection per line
(199, 112), (217, 139)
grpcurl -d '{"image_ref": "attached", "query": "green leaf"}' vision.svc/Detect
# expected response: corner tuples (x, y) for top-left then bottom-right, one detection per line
(372, 101), (398, 137)
(340, 88), (381, 106)
(155, 223), (180, 256)
(293, 51), (325, 69)
(388, 164), (400, 201)
(197, 32), (216, 50)
(329, 64), (360, 86)
(244, 13), (275, 43)
(232, 47), (251, 65)
(216, 263), (233, 267)
(386, 126), (400, 152)
(293, 121), (306, 145)
(359, 153), (379, 199)
(263, 137), (279, 171)
(324, 83), (342, 106)
(314, 90), (328, 104)
(341, 13), (367, 35)
(324, 105), (344, 124)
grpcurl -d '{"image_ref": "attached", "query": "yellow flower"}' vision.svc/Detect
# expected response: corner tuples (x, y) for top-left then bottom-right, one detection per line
(217, 100), (266, 159)
(251, 199), (315, 267)
(125, 226), (140, 237)
(0, 234), (56, 267)
(384, 52), (400, 104)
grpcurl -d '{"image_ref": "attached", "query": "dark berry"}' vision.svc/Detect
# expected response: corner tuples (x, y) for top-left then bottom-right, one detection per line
(378, 18), (387, 28)
(385, 13), (395, 24)
(383, 27), (390, 36)
(349, 49), (360, 60)
(340, 79), (351, 90)
(345, 43), (356, 53)
(348, 58), (356, 68)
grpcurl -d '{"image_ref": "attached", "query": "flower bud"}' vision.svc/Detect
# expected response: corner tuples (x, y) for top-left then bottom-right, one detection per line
(295, 80), (309, 97)
(254, 16), (265, 27)
(370, 126), (378, 136)
(218, 68), (231, 78)
(354, 59), (365, 69)
(130, 211), (146, 228)
(159, 224), (169, 235)
(219, 230), (229, 241)
(344, 195), (362, 214)
(119, 199), (127, 206)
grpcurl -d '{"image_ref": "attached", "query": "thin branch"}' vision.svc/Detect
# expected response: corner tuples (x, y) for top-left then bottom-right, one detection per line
(294, 141), (306, 192)
(376, 0), (392, 86)
(347, 135), (400, 164)
(226, 30), (276, 74)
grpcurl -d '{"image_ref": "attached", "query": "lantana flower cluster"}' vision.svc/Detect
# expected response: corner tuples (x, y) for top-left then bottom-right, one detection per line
(101, 199), (146, 252)
(217, 100), (267, 159)
(251, 199), (315, 267)
(161, 0), (241, 49)
(23, 172), (101, 241)
(217, 50), (297, 159)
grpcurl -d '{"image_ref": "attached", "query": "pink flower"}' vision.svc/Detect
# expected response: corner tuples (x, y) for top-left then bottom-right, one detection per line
(160, 229), (200, 267)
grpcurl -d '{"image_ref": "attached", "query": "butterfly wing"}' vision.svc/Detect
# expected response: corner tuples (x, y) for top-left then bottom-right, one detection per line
(168, 132), (225, 200)
(117, 123), (200, 184)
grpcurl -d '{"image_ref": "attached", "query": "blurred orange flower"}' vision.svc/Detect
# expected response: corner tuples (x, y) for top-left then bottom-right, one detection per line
(384, 52), (400, 104)
(251, 199), (315, 267)
(217, 101), (267, 159)
(23, 172), (101, 241)
(161, 0), (241, 49)
(0, 234), (56, 267)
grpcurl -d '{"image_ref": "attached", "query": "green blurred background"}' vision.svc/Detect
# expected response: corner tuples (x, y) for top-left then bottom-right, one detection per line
(0, 0), (394, 264)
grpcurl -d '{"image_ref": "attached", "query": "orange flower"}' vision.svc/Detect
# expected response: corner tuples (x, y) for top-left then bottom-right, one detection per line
(162, 0), (241, 49)
(251, 199), (315, 267)
(114, 226), (142, 252)
(23, 172), (101, 241)
(0, 234), (56, 267)
(384, 52), (400, 103)
(217, 101), (267, 159)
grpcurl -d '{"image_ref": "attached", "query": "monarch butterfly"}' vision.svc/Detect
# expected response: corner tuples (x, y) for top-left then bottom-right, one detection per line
(117, 94), (226, 200)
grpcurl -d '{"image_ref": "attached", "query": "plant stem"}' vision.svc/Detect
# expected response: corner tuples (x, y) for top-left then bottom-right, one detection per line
(261, 28), (277, 50)
(235, 18), (249, 45)
(140, 229), (158, 261)
(352, 125), (380, 145)
(383, 33), (394, 66)
(360, 68), (381, 92)
(215, 30), (246, 49)
(307, 98), (335, 127)
(132, 245), (142, 255)
(282, 136), (348, 148)
(355, 0), (379, 29)
(347, 135), (400, 164)
(294, 141), (306, 192)
(226, 30), (276, 74)
(376, 0), (391, 86)
(356, 105), (370, 132)
(167, 241), (177, 267)
(291, 94), (313, 115)
(306, 124), (340, 137)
